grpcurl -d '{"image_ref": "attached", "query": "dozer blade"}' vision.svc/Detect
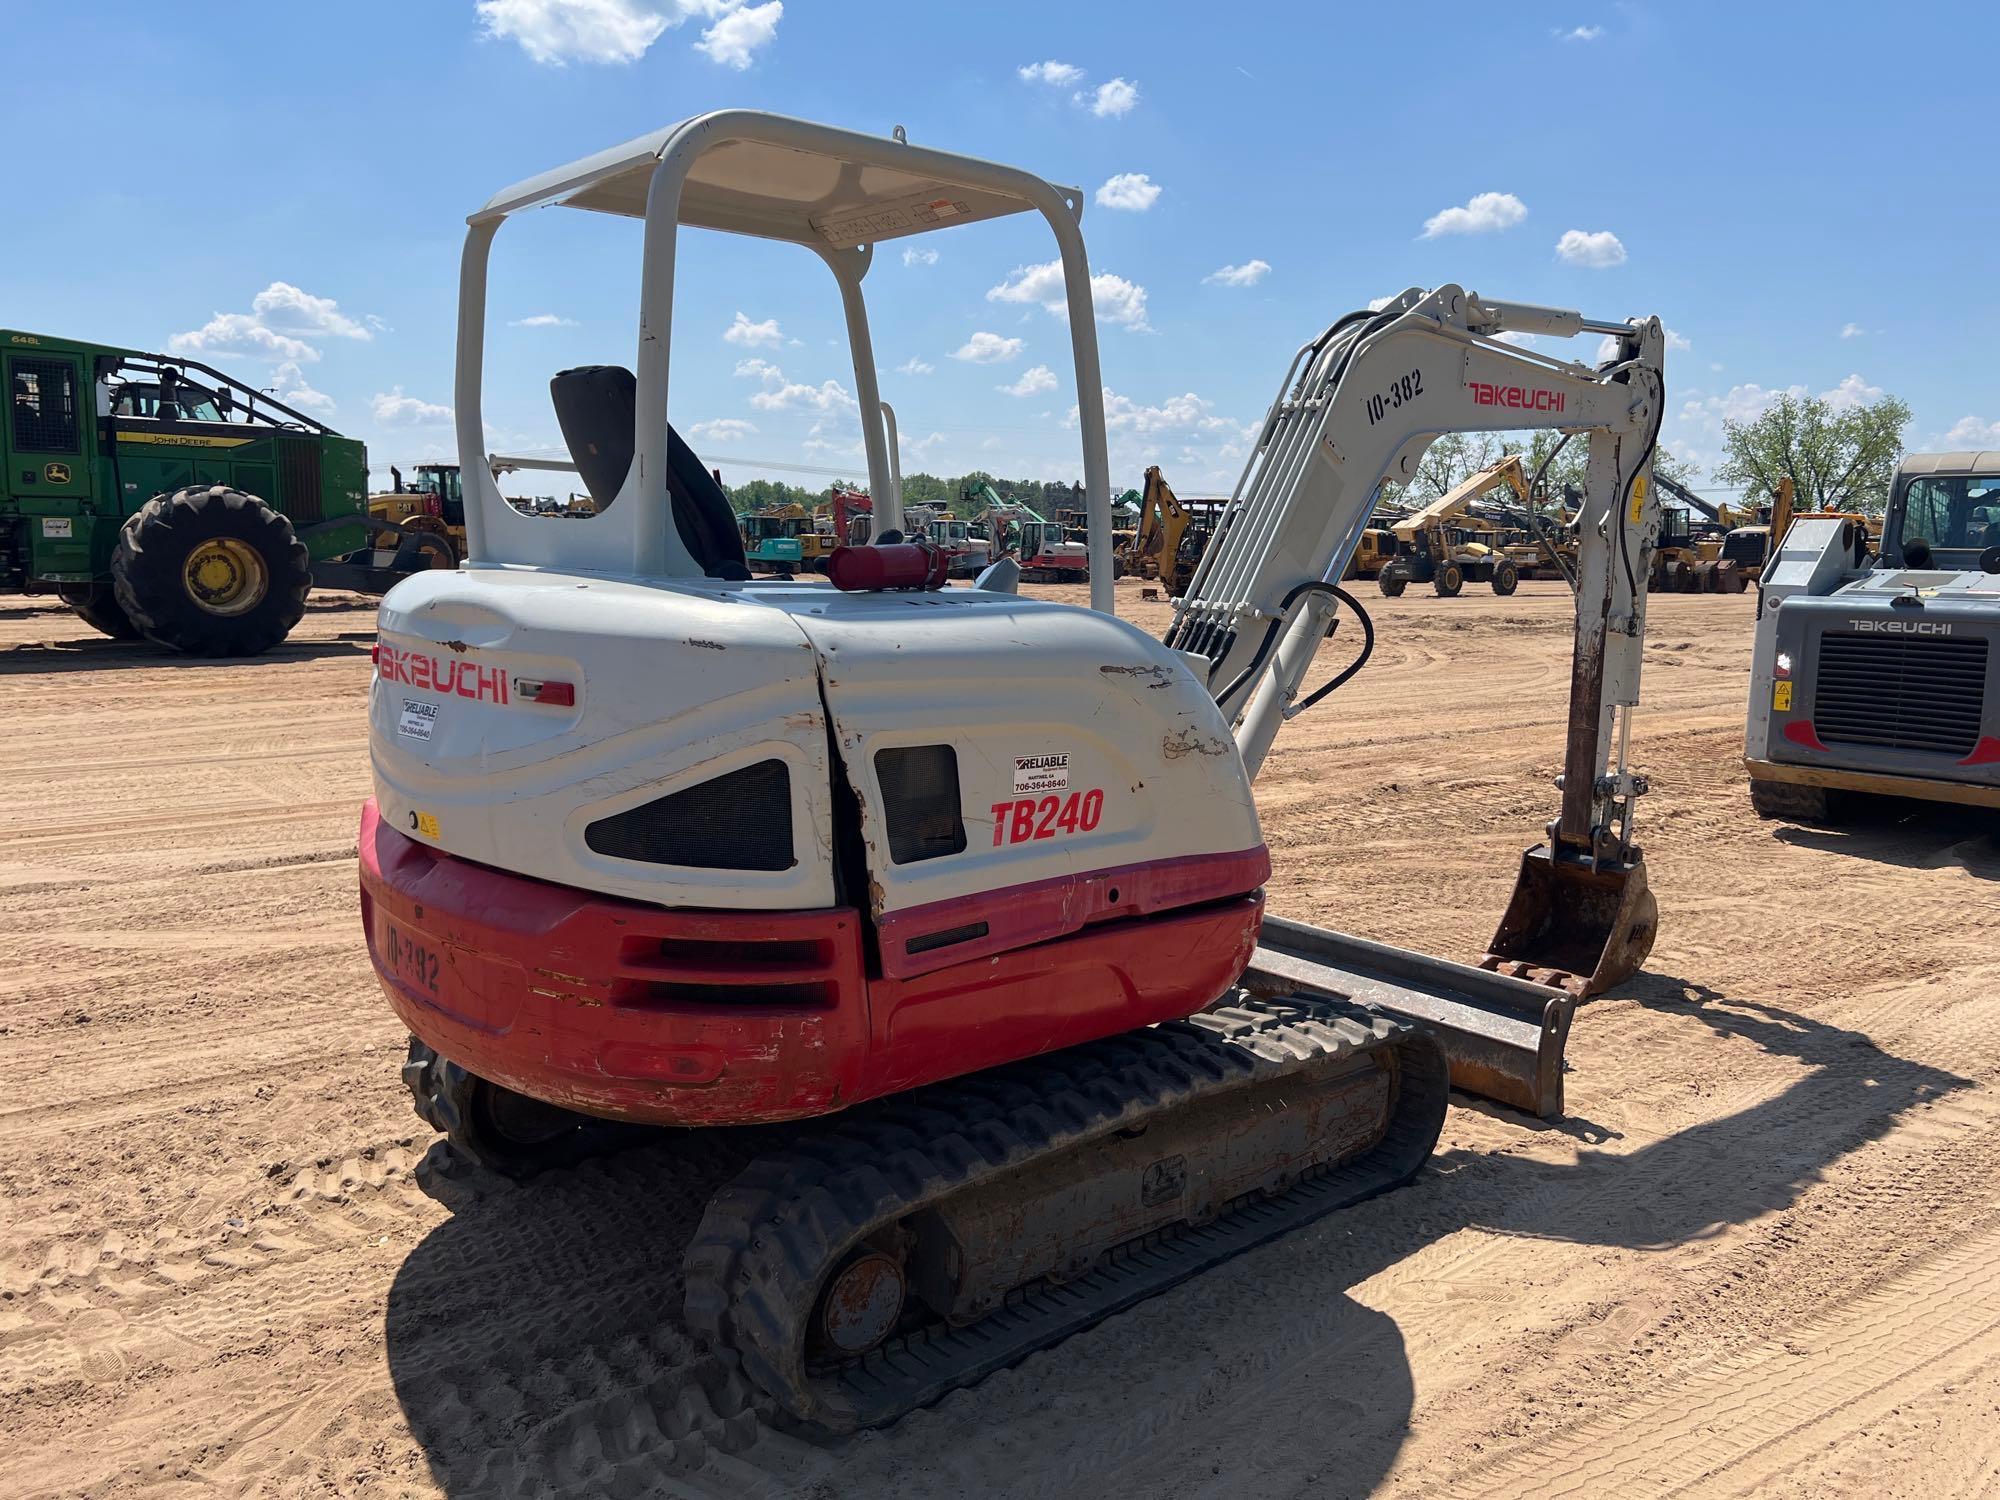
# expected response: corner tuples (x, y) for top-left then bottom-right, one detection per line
(1248, 914), (1574, 1119)
(1480, 842), (1657, 1000)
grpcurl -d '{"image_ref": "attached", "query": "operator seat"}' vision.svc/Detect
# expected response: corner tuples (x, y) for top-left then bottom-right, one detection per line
(550, 364), (750, 580)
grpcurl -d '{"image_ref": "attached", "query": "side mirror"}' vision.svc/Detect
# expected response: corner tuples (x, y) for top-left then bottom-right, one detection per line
(215, 386), (234, 416)
(1980, 545), (2000, 577)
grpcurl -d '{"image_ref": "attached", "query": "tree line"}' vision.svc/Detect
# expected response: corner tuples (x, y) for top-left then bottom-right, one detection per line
(724, 472), (1091, 517)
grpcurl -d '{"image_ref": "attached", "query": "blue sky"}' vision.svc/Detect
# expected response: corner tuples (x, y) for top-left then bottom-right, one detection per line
(4, 0), (1995, 501)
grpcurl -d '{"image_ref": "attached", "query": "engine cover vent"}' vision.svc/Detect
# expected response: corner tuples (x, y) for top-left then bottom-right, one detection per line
(1814, 632), (1989, 757)
(875, 744), (967, 865)
(586, 758), (795, 870)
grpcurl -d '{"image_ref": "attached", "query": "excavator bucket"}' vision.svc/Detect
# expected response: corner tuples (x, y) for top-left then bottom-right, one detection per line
(1480, 843), (1657, 999)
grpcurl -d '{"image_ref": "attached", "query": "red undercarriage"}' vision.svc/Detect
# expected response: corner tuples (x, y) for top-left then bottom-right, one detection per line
(359, 799), (1268, 1126)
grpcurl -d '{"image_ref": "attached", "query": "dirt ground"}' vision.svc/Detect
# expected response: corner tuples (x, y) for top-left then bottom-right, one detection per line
(4, 576), (1998, 1499)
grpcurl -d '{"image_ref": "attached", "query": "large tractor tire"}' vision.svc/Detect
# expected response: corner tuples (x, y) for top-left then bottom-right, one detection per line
(1491, 559), (1521, 596)
(397, 513), (461, 567)
(1434, 561), (1465, 598)
(57, 581), (140, 640)
(402, 1036), (594, 1178)
(113, 486), (311, 657)
(1378, 574), (1407, 598)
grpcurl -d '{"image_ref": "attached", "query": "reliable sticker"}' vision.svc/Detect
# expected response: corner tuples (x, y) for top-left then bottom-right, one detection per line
(40, 517), (73, 538)
(397, 698), (439, 742)
(1013, 753), (1070, 795)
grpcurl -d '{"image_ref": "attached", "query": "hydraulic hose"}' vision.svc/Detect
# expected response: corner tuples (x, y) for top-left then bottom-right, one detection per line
(1212, 580), (1375, 719)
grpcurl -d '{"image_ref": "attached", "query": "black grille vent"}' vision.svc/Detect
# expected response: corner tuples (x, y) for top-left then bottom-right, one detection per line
(276, 437), (322, 523)
(9, 358), (79, 453)
(586, 759), (794, 869)
(1814, 632), (1989, 757)
(875, 744), (966, 865)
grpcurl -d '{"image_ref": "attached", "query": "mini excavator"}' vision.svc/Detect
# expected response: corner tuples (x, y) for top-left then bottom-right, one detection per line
(360, 112), (1665, 1430)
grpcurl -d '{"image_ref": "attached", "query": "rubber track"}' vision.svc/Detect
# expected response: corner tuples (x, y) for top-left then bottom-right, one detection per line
(684, 995), (1449, 1432)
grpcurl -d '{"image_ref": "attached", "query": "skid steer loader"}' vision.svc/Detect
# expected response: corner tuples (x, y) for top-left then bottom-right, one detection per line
(360, 112), (1664, 1431)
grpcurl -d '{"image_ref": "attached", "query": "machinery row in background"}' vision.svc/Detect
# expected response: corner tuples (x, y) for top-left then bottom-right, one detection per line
(0, 326), (1942, 667)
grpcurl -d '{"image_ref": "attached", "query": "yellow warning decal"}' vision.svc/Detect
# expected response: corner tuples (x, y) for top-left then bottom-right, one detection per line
(1773, 681), (1793, 711)
(116, 431), (254, 449)
(1630, 473), (1649, 525)
(410, 810), (441, 839)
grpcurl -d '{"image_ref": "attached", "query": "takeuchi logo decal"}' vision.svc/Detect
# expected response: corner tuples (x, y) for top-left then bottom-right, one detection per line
(376, 645), (511, 703)
(1467, 379), (1566, 414)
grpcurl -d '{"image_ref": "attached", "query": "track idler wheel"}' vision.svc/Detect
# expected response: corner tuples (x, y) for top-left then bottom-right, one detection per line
(402, 1035), (594, 1177)
(1480, 843), (1658, 998)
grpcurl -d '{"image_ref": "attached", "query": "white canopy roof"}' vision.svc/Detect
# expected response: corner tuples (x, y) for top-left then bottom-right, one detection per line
(472, 112), (1068, 250)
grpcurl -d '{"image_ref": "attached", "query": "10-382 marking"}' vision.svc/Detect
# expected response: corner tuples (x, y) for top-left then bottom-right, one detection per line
(1365, 368), (1424, 425)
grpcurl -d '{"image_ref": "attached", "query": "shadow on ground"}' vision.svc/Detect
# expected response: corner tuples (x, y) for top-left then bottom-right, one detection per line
(0, 635), (372, 674)
(1772, 797), (2000, 877)
(384, 983), (1966, 1498)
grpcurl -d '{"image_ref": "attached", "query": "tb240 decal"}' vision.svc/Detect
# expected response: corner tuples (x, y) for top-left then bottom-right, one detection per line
(990, 789), (1104, 846)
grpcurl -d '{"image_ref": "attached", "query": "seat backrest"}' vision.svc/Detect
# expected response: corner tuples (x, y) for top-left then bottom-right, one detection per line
(549, 365), (749, 579)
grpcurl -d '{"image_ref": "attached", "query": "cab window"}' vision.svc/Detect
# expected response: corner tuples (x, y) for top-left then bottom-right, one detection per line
(10, 359), (80, 453)
(1904, 475), (2000, 552)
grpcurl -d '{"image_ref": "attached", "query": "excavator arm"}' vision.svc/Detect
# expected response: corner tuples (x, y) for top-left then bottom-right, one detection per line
(1167, 285), (1666, 1107)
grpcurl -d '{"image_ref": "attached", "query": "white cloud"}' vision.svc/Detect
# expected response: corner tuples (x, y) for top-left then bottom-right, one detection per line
(1204, 259), (1271, 288)
(1086, 77), (1139, 117)
(252, 282), (373, 341)
(1000, 364), (1057, 397)
(271, 361), (334, 414)
(371, 387), (453, 425)
(1096, 172), (1161, 211)
(1821, 372), (1883, 412)
(1096, 388), (1244, 438)
(169, 315), (318, 364)
(510, 313), (577, 327)
(168, 280), (376, 365)
(476, 0), (671, 63)
(477, 0), (780, 68)
(1367, 295), (1397, 312)
(1840, 322), (1866, 339)
(902, 246), (939, 267)
(1556, 24), (1603, 40)
(1946, 416), (2000, 447)
(952, 331), (1025, 364)
(695, 0), (781, 68)
(1420, 191), (1527, 238)
(988, 259), (1151, 332)
(724, 310), (783, 347)
(1495, 331), (1539, 348)
(896, 356), (935, 376)
(1556, 229), (1627, 267)
(1018, 59), (1084, 86)
(689, 417), (757, 441)
(1665, 327), (1692, 352)
(733, 356), (856, 414)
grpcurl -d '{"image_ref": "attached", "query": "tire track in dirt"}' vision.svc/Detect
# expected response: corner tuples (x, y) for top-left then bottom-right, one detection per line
(1454, 1211), (2000, 1498)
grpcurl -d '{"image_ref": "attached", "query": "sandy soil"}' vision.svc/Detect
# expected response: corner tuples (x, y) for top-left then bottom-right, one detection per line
(3, 577), (1997, 1499)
